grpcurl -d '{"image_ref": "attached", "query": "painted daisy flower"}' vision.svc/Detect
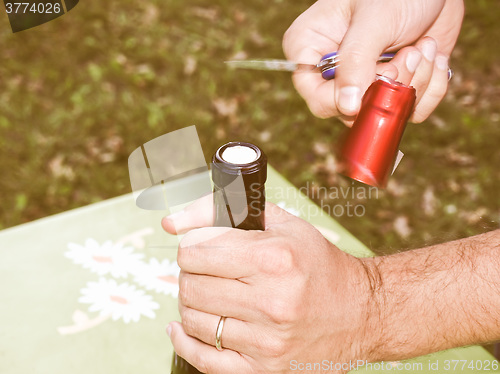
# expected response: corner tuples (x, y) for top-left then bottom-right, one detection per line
(65, 238), (144, 278)
(78, 278), (160, 323)
(132, 258), (180, 297)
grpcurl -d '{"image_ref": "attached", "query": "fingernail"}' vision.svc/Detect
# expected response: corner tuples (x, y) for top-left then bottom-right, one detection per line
(422, 40), (437, 62)
(406, 51), (422, 73)
(338, 86), (361, 114)
(435, 55), (449, 71)
(166, 323), (172, 337)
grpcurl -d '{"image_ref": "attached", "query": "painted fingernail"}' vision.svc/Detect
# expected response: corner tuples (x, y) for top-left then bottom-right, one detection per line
(406, 51), (422, 73)
(436, 55), (449, 71)
(422, 40), (437, 62)
(166, 323), (172, 337)
(338, 86), (361, 114)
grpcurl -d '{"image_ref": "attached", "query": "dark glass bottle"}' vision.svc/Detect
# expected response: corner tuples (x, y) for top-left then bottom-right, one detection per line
(171, 141), (267, 374)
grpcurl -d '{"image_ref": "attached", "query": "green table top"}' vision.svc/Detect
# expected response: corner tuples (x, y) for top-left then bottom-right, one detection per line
(0, 166), (497, 374)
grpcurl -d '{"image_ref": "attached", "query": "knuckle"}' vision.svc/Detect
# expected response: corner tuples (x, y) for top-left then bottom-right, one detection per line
(341, 48), (367, 66)
(180, 308), (196, 337)
(263, 294), (297, 324)
(427, 81), (448, 101)
(254, 240), (295, 276)
(412, 84), (448, 124)
(262, 336), (288, 359)
(308, 99), (334, 119)
(176, 244), (190, 269)
(410, 108), (427, 124)
(191, 352), (210, 374)
(178, 273), (194, 305)
(282, 23), (301, 60)
(339, 47), (377, 75)
(178, 228), (206, 256)
(282, 28), (292, 54)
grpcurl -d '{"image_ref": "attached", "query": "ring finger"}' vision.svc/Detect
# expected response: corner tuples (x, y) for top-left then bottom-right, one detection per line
(410, 37), (437, 108)
(410, 53), (450, 123)
(179, 303), (264, 357)
(168, 320), (253, 374)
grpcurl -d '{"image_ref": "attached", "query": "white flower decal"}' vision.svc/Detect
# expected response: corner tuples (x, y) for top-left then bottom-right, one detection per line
(78, 278), (159, 324)
(132, 258), (180, 297)
(65, 238), (144, 278)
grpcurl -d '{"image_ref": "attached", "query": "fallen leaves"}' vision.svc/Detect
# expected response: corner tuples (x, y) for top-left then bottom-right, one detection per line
(249, 30), (267, 47)
(393, 216), (412, 239)
(183, 56), (197, 76)
(191, 6), (219, 22)
(312, 141), (330, 156)
(233, 9), (246, 24)
(228, 50), (248, 61)
(85, 134), (124, 164)
(141, 4), (159, 25)
(48, 155), (75, 181)
(422, 187), (437, 217)
(458, 207), (488, 225)
(386, 179), (407, 197)
(212, 97), (239, 125)
(259, 130), (272, 143)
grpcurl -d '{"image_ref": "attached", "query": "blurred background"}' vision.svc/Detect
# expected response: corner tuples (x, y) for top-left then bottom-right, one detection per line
(0, 0), (498, 256)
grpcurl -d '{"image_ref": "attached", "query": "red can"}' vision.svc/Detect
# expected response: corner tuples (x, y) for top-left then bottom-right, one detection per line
(338, 76), (416, 188)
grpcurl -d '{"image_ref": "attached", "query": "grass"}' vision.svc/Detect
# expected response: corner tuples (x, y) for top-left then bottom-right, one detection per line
(0, 0), (498, 256)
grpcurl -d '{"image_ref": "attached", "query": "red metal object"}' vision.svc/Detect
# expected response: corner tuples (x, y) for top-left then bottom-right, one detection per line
(338, 76), (416, 188)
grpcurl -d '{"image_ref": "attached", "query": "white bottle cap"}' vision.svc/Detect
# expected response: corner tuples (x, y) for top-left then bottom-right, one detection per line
(221, 145), (258, 165)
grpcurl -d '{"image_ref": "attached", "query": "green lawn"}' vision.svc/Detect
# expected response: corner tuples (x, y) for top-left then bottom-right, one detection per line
(0, 0), (498, 255)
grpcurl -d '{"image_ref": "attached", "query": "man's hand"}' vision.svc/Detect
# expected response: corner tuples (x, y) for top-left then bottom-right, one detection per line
(283, 0), (464, 124)
(162, 201), (379, 373)
(162, 198), (500, 373)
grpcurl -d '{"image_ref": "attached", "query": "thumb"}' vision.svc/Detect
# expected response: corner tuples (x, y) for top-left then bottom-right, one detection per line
(335, 8), (392, 116)
(162, 193), (214, 235)
(162, 197), (298, 235)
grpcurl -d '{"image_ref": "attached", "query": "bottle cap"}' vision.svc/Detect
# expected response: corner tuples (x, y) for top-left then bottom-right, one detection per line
(211, 142), (267, 190)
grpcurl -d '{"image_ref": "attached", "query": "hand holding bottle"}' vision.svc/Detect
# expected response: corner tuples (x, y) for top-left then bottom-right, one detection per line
(162, 201), (377, 373)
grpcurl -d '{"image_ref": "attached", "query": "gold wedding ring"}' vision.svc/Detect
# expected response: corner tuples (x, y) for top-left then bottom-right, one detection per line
(215, 316), (226, 351)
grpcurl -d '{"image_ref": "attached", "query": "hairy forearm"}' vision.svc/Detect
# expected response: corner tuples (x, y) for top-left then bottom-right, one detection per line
(364, 229), (500, 362)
